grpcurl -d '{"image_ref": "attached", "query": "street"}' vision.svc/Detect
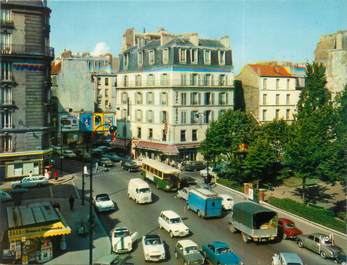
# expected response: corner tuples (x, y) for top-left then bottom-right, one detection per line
(65, 158), (339, 265)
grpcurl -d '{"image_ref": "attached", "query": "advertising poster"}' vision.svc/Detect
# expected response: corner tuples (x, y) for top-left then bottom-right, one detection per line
(80, 113), (93, 132)
(93, 113), (104, 131)
(104, 113), (115, 130)
(59, 113), (79, 132)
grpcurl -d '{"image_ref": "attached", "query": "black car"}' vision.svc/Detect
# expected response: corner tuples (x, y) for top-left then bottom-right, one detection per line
(183, 161), (206, 172)
(179, 176), (197, 188)
(104, 153), (123, 162)
(121, 160), (141, 172)
(98, 157), (113, 167)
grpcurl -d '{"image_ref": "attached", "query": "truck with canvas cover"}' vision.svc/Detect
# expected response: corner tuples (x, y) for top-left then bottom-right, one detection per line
(228, 201), (278, 243)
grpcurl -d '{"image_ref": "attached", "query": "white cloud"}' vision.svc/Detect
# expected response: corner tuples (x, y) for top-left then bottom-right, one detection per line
(91, 42), (110, 56)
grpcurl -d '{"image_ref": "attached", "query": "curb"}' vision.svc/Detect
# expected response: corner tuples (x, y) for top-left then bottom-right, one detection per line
(216, 183), (246, 198)
(261, 201), (347, 239)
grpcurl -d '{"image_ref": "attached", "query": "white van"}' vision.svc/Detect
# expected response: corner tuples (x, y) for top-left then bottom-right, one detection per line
(128, 178), (152, 204)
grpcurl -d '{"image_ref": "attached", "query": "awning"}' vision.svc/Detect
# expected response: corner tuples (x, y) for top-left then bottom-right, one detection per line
(175, 143), (200, 149)
(0, 149), (52, 158)
(8, 221), (71, 241)
(136, 141), (179, 156)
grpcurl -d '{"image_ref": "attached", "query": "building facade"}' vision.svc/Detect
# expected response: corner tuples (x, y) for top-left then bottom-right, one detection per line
(315, 30), (347, 99)
(237, 64), (300, 123)
(116, 28), (234, 161)
(93, 73), (116, 112)
(0, 0), (54, 179)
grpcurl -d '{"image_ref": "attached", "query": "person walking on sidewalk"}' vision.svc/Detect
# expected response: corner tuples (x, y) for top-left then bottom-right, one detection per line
(69, 194), (75, 211)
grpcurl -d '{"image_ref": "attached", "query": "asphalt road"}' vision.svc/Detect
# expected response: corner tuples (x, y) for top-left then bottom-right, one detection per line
(68, 160), (339, 265)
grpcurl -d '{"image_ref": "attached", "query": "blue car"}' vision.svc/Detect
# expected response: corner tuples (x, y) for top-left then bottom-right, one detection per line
(202, 241), (243, 265)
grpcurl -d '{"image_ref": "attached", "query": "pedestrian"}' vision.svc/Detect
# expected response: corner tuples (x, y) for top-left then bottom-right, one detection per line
(53, 170), (58, 181)
(69, 194), (75, 211)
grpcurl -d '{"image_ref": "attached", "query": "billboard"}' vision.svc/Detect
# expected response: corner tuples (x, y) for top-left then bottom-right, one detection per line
(104, 113), (115, 130)
(59, 113), (79, 132)
(80, 113), (93, 132)
(93, 113), (104, 131)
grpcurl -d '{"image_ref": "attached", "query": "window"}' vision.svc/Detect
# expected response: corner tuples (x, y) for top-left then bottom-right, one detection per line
(204, 92), (211, 105)
(148, 128), (153, 139)
(219, 92), (227, 105)
(181, 73), (187, 86)
(147, 74), (155, 86)
(138, 51), (143, 65)
(181, 93), (187, 105)
(160, 111), (167, 123)
(191, 111), (199, 124)
(160, 92), (168, 105)
(192, 129), (197, 141)
(105, 89), (109, 97)
(191, 92), (200, 105)
(181, 111), (187, 124)
(135, 75), (142, 86)
(276, 94), (280, 105)
(123, 75), (128, 87)
(1, 9), (12, 23)
(0, 62), (13, 81)
(191, 49), (198, 64)
(218, 109), (225, 118)
(121, 92), (128, 104)
(146, 92), (154, 105)
(180, 130), (186, 142)
(286, 94), (290, 105)
(204, 110), (212, 123)
(105, 78), (109, 86)
(262, 109), (267, 121)
(275, 109), (280, 119)
(162, 48), (169, 64)
(175, 108), (179, 124)
(146, 110), (154, 123)
(0, 87), (12, 105)
(175, 92), (179, 104)
(97, 77), (101, 85)
(136, 92), (143, 104)
(263, 78), (267, 90)
(0, 111), (12, 128)
(263, 94), (267, 105)
(123, 53), (129, 68)
(137, 127), (141, 139)
(160, 73), (168, 86)
(136, 110), (143, 122)
(204, 50), (211, 64)
(192, 74), (198, 86)
(179, 48), (187, 63)
(219, 74), (226, 86)
(218, 50), (225, 65)
(162, 129), (167, 141)
(286, 109), (290, 120)
(149, 50), (155, 65)
(276, 79), (280, 90)
(0, 135), (12, 152)
(205, 74), (212, 86)
(1, 33), (12, 52)
(287, 79), (290, 89)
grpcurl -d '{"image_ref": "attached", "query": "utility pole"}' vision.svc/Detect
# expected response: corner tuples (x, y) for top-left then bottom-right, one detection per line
(59, 114), (63, 178)
(89, 133), (94, 265)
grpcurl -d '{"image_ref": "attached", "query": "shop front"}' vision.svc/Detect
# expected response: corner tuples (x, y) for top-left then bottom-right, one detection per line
(2, 202), (71, 264)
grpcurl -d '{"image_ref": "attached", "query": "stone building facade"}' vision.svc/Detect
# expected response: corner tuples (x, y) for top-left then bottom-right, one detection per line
(315, 30), (347, 98)
(236, 64), (300, 123)
(116, 28), (234, 161)
(0, 0), (54, 179)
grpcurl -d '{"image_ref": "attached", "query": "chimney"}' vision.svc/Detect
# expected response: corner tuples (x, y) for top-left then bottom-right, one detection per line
(220, 36), (230, 48)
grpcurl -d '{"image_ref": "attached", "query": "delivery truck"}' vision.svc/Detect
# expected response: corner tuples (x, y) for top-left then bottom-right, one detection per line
(186, 188), (222, 218)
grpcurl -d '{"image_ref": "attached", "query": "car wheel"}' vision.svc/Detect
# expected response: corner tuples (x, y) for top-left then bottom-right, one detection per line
(320, 251), (327, 259)
(170, 231), (174, 238)
(297, 240), (304, 248)
(242, 232), (250, 243)
(283, 233), (287, 240)
(159, 224), (162, 229)
(197, 210), (202, 218)
(229, 224), (236, 233)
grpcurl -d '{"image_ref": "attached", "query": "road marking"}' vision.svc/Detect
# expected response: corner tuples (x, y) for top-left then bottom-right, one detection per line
(71, 179), (81, 199)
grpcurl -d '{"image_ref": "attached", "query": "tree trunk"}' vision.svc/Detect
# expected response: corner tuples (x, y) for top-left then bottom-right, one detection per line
(302, 176), (306, 204)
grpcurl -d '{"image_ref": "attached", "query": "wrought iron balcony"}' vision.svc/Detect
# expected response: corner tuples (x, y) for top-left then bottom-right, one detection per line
(0, 19), (14, 28)
(1, 44), (54, 58)
(0, 100), (16, 109)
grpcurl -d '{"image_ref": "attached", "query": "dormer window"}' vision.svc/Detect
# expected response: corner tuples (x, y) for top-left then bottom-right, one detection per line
(138, 51), (143, 66)
(191, 49), (198, 64)
(149, 50), (155, 65)
(162, 48), (169, 64)
(179, 48), (187, 63)
(204, 50), (211, 64)
(218, 50), (225, 65)
(123, 53), (129, 68)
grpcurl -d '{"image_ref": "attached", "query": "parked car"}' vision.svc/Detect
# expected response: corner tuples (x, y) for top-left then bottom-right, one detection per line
(174, 239), (205, 265)
(202, 241), (243, 265)
(278, 218), (302, 239)
(176, 187), (190, 201)
(183, 161), (206, 172)
(111, 227), (137, 253)
(142, 234), (166, 262)
(0, 190), (12, 202)
(98, 157), (114, 167)
(297, 233), (345, 261)
(219, 194), (234, 211)
(272, 252), (303, 265)
(105, 153), (123, 162)
(62, 149), (77, 158)
(11, 176), (49, 189)
(94, 193), (116, 212)
(158, 210), (190, 238)
(121, 160), (141, 172)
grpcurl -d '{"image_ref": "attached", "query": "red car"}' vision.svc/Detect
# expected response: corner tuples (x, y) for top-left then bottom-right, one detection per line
(278, 218), (302, 239)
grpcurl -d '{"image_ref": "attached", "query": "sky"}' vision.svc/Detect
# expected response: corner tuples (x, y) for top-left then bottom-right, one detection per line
(49, 0), (347, 73)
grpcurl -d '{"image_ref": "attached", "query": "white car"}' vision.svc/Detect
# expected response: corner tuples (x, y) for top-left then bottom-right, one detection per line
(176, 187), (190, 201)
(62, 149), (77, 158)
(159, 210), (190, 238)
(142, 234), (166, 262)
(111, 227), (137, 253)
(219, 194), (234, 210)
(11, 176), (49, 189)
(94, 193), (116, 212)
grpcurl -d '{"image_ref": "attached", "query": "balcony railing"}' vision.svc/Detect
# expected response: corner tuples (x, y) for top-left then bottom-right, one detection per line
(1, 44), (54, 58)
(0, 20), (14, 28)
(0, 100), (15, 107)
(0, 73), (15, 82)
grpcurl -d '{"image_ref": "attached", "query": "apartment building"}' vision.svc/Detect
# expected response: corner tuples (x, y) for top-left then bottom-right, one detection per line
(0, 0), (54, 179)
(116, 28), (234, 161)
(237, 64), (300, 123)
(93, 72), (116, 112)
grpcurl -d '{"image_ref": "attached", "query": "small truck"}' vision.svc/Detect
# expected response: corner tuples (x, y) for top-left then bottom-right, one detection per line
(228, 201), (278, 243)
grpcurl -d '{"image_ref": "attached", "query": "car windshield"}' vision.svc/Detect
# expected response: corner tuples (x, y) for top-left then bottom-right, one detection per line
(114, 229), (129, 237)
(139, 188), (150, 193)
(322, 237), (333, 245)
(96, 195), (110, 201)
(185, 246), (198, 254)
(170, 217), (182, 224)
(145, 237), (161, 245)
(217, 247), (230, 254)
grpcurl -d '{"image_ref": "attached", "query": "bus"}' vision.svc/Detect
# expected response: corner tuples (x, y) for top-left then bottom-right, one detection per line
(141, 159), (180, 191)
